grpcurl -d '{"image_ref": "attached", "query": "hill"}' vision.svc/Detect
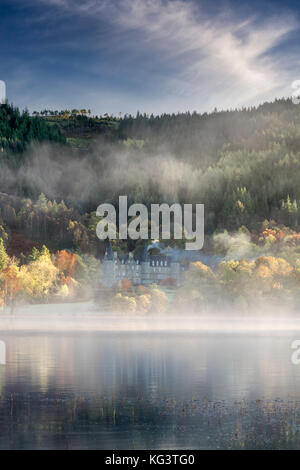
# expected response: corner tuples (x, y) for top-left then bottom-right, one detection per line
(0, 98), (300, 255)
(36, 111), (119, 149)
(0, 104), (66, 154)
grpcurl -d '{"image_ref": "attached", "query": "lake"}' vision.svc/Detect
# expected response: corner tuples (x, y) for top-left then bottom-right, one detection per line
(0, 327), (300, 449)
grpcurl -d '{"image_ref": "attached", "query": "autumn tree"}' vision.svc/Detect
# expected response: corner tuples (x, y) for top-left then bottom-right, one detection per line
(55, 250), (77, 280)
(0, 238), (8, 271)
(112, 293), (137, 314)
(2, 262), (21, 313)
(20, 255), (58, 301)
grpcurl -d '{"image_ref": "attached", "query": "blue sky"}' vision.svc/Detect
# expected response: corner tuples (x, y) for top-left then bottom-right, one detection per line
(1, 0), (300, 115)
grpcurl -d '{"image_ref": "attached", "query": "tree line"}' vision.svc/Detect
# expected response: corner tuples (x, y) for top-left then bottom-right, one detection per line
(0, 104), (66, 153)
(2, 98), (300, 255)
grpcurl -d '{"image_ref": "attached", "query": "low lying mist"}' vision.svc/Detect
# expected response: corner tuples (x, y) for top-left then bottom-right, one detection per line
(1, 101), (300, 324)
(1, 301), (300, 333)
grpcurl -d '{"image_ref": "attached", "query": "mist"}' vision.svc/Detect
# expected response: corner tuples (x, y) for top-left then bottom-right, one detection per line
(1, 100), (300, 319)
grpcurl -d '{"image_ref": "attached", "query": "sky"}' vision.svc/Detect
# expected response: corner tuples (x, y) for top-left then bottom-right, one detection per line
(1, 0), (300, 115)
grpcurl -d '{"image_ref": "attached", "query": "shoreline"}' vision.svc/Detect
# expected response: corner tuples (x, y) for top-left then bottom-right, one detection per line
(1, 313), (300, 333)
(0, 302), (299, 333)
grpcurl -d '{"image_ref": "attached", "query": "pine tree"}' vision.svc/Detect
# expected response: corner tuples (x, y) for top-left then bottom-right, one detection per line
(28, 247), (40, 263)
(40, 245), (51, 259)
(36, 193), (48, 212)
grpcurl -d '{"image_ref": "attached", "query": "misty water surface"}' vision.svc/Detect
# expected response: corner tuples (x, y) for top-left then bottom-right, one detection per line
(0, 322), (300, 449)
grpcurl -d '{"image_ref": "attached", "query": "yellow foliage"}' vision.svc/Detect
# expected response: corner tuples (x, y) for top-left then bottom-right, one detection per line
(218, 260), (254, 282)
(235, 200), (245, 211)
(255, 264), (272, 279)
(264, 234), (276, 244)
(20, 257), (58, 299)
(236, 260), (255, 274)
(255, 256), (293, 277)
(218, 260), (239, 278)
(136, 294), (152, 314)
(112, 293), (137, 314)
(186, 262), (214, 281)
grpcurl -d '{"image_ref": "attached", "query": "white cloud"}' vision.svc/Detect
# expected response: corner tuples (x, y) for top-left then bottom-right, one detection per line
(108, 0), (297, 107)
(35, 0), (299, 112)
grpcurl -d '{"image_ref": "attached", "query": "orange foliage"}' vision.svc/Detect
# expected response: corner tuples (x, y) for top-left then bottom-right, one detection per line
(259, 228), (288, 244)
(60, 273), (73, 286)
(55, 250), (77, 278)
(160, 277), (176, 286)
(2, 264), (21, 310)
(258, 226), (300, 246)
(255, 264), (272, 279)
(118, 278), (132, 291)
(255, 256), (293, 276)
(136, 285), (150, 294)
(284, 233), (300, 246)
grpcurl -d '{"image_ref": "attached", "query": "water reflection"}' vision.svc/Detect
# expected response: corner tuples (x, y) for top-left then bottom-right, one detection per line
(0, 332), (299, 449)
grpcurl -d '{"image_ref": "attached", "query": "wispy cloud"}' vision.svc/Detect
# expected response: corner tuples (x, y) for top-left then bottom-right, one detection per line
(26, 0), (300, 111)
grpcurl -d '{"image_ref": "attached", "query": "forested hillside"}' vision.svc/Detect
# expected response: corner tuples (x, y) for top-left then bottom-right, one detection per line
(117, 99), (300, 231)
(1, 99), (300, 244)
(1, 98), (300, 306)
(0, 104), (66, 154)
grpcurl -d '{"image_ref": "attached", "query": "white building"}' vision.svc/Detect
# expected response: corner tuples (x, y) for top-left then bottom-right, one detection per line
(101, 244), (187, 287)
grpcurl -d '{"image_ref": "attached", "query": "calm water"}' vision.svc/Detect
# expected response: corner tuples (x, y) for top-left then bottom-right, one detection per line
(0, 330), (300, 449)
